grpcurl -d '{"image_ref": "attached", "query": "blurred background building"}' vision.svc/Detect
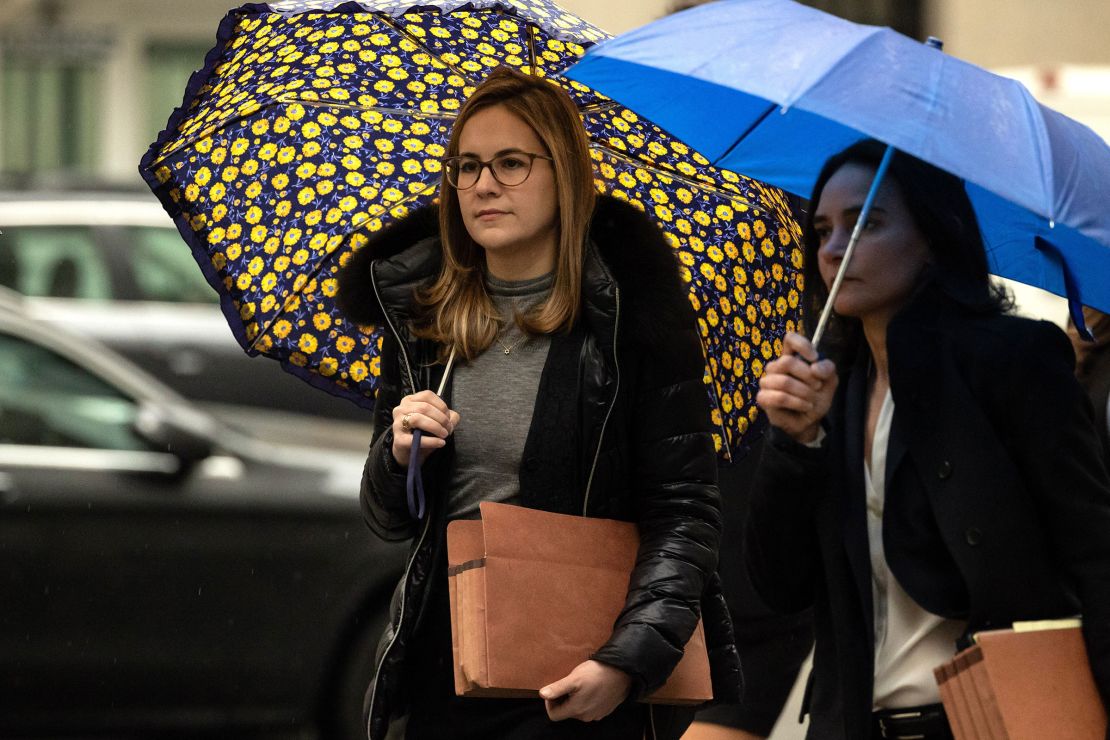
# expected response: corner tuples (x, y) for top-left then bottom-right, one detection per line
(0, 0), (1107, 189)
(2, 0), (1103, 332)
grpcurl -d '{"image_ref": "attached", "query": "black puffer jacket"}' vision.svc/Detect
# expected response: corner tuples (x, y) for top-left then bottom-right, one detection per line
(338, 195), (742, 739)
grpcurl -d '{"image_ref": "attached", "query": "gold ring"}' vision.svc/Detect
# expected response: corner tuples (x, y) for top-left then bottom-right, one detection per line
(400, 413), (413, 434)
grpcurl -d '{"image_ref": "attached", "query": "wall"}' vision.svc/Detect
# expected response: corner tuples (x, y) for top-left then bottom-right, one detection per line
(0, 0), (677, 184)
(926, 0), (1110, 67)
(557, 0), (673, 34)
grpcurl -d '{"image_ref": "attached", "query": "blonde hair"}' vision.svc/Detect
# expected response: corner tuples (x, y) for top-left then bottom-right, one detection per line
(413, 66), (596, 361)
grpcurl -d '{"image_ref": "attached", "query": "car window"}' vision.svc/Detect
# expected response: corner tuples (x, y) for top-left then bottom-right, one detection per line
(127, 226), (218, 304)
(0, 332), (151, 451)
(0, 226), (112, 300)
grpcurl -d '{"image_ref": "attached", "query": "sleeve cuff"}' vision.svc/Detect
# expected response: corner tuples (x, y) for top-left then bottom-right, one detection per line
(804, 426), (827, 449)
(378, 430), (408, 477)
(766, 424), (826, 455)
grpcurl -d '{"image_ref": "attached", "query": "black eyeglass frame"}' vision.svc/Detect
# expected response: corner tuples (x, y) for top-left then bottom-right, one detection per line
(441, 151), (554, 190)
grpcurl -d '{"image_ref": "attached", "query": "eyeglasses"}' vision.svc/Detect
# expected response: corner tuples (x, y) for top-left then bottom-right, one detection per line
(441, 152), (553, 190)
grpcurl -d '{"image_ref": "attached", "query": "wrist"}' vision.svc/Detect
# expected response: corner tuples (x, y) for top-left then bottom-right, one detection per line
(591, 659), (632, 692)
(383, 432), (408, 474)
(795, 424), (821, 445)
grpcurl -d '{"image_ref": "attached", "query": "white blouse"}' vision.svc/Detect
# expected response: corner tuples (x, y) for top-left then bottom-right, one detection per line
(866, 388), (967, 709)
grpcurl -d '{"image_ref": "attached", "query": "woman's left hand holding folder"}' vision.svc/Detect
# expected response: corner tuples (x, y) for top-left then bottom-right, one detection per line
(540, 659), (633, 722)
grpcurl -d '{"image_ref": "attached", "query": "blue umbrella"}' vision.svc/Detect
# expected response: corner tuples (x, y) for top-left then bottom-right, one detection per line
(566, 0), (1110, 332)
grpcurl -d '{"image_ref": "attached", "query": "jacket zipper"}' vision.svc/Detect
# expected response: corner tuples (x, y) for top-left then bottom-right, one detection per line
(366, 258), (425, 736)
(583, 284), (621, 516)
(370, 260), (417, 395)
(366, 513), (431, 737)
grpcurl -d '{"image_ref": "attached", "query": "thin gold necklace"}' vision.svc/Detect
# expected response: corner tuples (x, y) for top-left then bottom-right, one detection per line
(495, 331), (528, 355)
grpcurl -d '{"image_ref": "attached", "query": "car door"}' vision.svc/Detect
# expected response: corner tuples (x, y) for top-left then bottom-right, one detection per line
(4, 213), (371, 447)
(0, 326), (234, 727)
(101, 222), (372, 424)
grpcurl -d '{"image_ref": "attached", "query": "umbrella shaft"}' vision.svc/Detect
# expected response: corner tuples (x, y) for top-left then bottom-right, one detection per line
(438, 348), (457, 396)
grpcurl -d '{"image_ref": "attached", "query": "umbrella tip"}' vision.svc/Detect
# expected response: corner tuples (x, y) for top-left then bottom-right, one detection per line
(926, 36), (944, 50)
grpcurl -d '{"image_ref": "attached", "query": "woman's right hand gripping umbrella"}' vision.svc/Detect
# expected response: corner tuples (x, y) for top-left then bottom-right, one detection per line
(390, 390), (460, 467)
(756, 332), (838, 446)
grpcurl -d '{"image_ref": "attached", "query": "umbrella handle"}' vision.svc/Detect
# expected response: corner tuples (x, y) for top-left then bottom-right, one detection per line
(406, 430), (427, 520)
(404, 348), (458, 521)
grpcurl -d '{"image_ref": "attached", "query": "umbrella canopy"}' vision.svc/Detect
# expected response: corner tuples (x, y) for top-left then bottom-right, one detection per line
(139, 0), (803, 459)
(566, 0), (1110, 317)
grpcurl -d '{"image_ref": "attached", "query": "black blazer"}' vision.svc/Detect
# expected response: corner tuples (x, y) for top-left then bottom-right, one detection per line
(744, 285), (1110, 740)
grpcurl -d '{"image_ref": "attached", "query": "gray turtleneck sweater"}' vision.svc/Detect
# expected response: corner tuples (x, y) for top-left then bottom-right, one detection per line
(444, 272), (554, 520)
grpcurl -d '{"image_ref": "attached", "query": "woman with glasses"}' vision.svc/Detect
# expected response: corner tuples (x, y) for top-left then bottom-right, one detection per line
(338, 67), (740, 740)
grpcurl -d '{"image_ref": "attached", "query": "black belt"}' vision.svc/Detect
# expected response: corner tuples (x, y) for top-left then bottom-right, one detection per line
(872, 703), (953, 740)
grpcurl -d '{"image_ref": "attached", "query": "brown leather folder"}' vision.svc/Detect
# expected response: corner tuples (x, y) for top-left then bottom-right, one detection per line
(934, 660), (974, 740)
(956, 650), (1003, 740)
(963, 648), (1006, 740)
(935, 625), (1106, 740)
(446, 501), (713, 705)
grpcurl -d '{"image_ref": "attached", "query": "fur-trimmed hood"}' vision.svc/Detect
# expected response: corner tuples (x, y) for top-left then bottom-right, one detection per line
(336, 195), (695, 349)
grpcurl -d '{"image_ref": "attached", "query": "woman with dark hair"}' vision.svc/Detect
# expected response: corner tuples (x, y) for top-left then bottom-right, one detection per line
(337, 66), (739, 740)
(745, 139), (1110, 740)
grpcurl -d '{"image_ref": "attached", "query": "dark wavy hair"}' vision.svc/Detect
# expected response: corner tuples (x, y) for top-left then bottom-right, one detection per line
(802, 139), (1011, 359)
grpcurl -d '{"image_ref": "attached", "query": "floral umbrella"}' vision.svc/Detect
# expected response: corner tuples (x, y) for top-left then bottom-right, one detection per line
(139, 0), (803, 459)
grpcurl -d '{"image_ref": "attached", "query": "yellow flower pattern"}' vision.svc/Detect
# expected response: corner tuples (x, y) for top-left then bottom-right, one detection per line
(141, 0), (801, 458)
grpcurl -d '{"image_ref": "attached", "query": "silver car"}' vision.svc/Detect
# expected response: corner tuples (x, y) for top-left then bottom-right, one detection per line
(0, 191), (373, 450)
